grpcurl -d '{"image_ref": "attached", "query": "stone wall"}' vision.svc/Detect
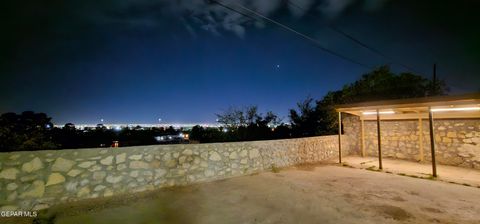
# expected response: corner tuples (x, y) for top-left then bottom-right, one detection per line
(343, 115), (361, 156)
(343, 116), (480, 169)
(0, 135), (351, 211)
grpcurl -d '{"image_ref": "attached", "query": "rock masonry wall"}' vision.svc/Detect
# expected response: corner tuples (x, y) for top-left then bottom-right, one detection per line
(343, 116), (480, 169)
(0, 135), (351, 211)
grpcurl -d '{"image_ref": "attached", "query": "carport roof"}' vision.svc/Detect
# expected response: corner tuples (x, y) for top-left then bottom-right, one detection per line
(335, 93), (480, 120)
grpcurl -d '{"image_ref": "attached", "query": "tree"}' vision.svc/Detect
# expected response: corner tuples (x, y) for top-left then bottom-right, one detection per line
(216, 106), (246, 129)
(215, 106), (284, 141)
(338, 66), (448, 104)
(0, 111), (57, 151)
(63, 123), (75, 131)
(289, 97), (322, 137)
(190, 125), (227, 143)
(290, 66), (449, 136)
(52, 123), (80, 149)
(245, 106), (261, 125)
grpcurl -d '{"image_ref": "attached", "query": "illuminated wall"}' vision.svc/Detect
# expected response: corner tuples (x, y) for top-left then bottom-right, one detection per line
(343, 115), (480, 169)
(0, 135), (354, 211)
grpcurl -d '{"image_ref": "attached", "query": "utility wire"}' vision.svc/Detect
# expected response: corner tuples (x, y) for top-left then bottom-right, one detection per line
(210, 0), (374, 69)
(209, 0), (258, 22)
(287, 0), (421, 74)
(212, 1), (449, 92)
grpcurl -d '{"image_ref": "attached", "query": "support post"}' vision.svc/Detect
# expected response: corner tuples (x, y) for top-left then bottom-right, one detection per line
(361, 119), (365, 157)
(338, 112), (342, 164)
(418, 115), (424, 162)
(376, 109), (383, 169)
(428, 107), (437, 177)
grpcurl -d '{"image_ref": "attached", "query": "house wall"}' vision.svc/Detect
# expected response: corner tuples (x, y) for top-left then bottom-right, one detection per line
(0, 135), (353, 211)
(343, 115), (480, 169)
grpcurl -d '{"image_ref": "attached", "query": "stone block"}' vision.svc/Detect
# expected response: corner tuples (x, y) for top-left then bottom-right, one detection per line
(209, 151), (222, 161)
(6, 183), (18, 191)
(249, 149), (260, 159)
(78, 161), (96, 168)
(0, 168), (19, 180)
(129, 154), (143, 160)
(77, 186), (90, 198)
(443, 137), (452, 143)
(93, 171), (107, 181)
(116, 153), (126, 164)
(100, 156), (114, 165)
(51, 158), (75, 172)
(22, 157), (43, 173)
(446, 132), (457, 138)
(182, 149), (193, 156)
(130, 161), (149, 169)
(67, 169), (82, 177)
(229, 151), (238, 159)
(94, 185), (106, 192)
(46, 173), (66, 186)
(106, 175), (123, 184)
(20, 180), (45, 198)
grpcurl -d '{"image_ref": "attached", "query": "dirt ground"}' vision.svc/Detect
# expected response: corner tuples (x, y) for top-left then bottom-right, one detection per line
(3, 164), (480, 224)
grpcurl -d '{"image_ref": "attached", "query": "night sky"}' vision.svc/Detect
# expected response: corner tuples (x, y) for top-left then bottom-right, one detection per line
(1, 0), (479, 124)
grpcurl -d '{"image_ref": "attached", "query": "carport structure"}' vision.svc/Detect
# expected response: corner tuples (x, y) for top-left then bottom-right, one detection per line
(336, 93), (480, 177)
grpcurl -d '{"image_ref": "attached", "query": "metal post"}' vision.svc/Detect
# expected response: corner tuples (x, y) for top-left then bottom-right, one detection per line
(338, 112), (342, 164)
(428, 107), (437, 177)
(376, 109), (383, 169)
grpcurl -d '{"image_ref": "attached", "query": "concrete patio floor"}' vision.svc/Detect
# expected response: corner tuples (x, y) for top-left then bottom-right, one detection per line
(342, 156), (480, 187)
(3, 164), (480, 224)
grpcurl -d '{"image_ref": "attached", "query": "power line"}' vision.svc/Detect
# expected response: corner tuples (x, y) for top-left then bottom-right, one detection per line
(287, 0), (421, 74)
(208, 0), (258, 22)
(208, 1), (453, 92)
(210, 0), (374, 69)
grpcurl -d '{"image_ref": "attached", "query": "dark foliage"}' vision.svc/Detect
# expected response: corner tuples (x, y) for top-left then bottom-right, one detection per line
(191, 106), (290, 143)
(50, 126), (183, 150)
(0, 111), (57, 151)
(0, 113), (185, 152)
(289, 66), (449, 137)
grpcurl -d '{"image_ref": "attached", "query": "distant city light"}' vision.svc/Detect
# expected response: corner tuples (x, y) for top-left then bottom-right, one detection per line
(362, 110), (395, 115)
(54, 123), (222, 130)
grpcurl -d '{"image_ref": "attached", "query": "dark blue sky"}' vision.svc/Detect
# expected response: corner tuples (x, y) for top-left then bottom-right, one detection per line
(1, 0), (479, 124)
